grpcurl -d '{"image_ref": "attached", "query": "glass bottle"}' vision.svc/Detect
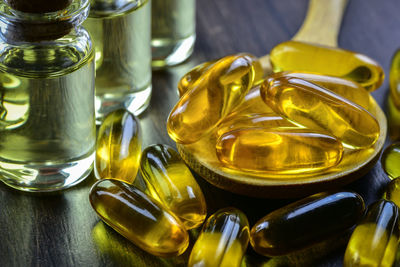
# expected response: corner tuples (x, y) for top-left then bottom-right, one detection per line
(151, 0), (196, 68)
(84, 0), (152, 121)
(0, 0), (96, 192)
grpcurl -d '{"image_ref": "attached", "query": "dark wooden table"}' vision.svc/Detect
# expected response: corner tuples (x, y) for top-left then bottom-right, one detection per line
(1, 0), (400, 266)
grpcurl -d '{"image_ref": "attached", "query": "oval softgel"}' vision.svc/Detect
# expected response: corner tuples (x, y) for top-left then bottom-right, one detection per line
(140, 144), (207, 229)
(250, 191), (365, 256)
(89, 179), (189, 257)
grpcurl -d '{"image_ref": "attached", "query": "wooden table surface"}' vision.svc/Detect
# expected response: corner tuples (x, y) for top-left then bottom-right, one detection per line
(1, 0), (400, 266)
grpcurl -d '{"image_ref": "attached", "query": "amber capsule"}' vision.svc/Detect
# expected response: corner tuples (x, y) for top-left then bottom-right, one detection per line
(261, 76), (380, 149)
(216, 128), (343, 174)
(188, 207), (250, 267)
(390, 49), (400, 109)
(178, 60), (216, 97)
(383, 178), (400, 207)
(381, 143), (400, 180)
(139, 144), (207, 229)
(95, 109), (141, 183)
(271, 72), (371, 110)
(270, 41), (384, 91)
(250, 191), (365, 257)
(216, 113), (296, 138)
(89, 179), (189, 257)
(167, 54), (261, 144)
(344, 200), (399, 267)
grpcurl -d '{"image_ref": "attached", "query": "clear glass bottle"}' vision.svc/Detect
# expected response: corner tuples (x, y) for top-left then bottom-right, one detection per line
(84, 0), (152, 121)
(0, 0), (96, 192)
(151, 0), (196, 68)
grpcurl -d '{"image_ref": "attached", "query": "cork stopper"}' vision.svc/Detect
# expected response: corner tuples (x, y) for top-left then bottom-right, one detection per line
(5, 0), (72, 13)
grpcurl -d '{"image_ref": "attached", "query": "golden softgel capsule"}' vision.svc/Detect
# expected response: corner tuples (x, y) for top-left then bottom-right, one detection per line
(178, 60), (216, 97)
(271, 72), (371, 110)
(250, 191), (365, 257)
(261, 76), (380, 149)
(89, 179), (189, 257)
(167, 54), (261, 144)
(95, 109), (141, 184)
(270, 41), (384, 91)
(344, 200), (399, 267)
(390, 49), (400, 109)
(216, 128), (343, 174)
(381, 143), (400, 180)
(140, 144), (207, 229)
(188, 207), (249, 267)
(384, 178), (400, 207)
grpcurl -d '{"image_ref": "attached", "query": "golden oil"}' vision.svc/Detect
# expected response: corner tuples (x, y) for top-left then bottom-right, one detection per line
(344, 200), (399, 267)
(261, 76), (380, 149)
(381, 143), (400, 180)
(270, 41), (384, 91)
(84, 0), (152, 121)
(151, 0), (196, 67)
(0, 0), (96, 192)
(383, 178), (400, 207)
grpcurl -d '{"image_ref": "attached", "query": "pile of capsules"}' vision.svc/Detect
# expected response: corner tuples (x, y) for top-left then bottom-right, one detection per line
(88, 40), (399, 266)
(167, 40), (384, 174)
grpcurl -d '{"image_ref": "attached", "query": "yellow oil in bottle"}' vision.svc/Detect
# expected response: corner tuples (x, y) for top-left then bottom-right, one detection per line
(261, 76), (380, 149)
(84, 0), (152, 120)
(151, 0), (196, 67)
(270, 41), (384, 91)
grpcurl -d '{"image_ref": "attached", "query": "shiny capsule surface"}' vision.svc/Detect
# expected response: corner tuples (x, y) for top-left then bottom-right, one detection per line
(270, 41), (384, 91)
(383, 178), (400, 207)
(167, 54), (261, 144)
(261, 76), (380, 149)
(95, 109), (141, 184)
(344, 200), (399, 267)
(271, 72), (371, 110)
(139, 144), (207, 229)
(390, 49), (400, 109)
(188, 207), (250, 267)
(381, 143), (400, 180)
(89, 179), (189, 257)
(250, 191), (365, 256)
(178, 60), (216, 97)
(216, 128), (343, 174)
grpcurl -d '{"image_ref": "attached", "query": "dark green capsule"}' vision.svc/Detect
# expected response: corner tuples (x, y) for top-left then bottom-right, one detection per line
(250, 191), (365, 256)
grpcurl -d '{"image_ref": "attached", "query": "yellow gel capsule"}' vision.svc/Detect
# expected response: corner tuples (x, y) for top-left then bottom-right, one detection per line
(271, 72), (371, 110)
(216, 128), (343, 174)
(89, 179), (189, 257)
(270, 41), (384, 91)
(178, 60), (216, 97)
(167, 54), (261, 144)
(383, 178), (400, 207)
(216, 113), (296, 138)
(139, 144), (207, 229)
(188, 207), (250, 267)
(261, 76), (380, 149)
(95, 109), (141, 184)
(390, 49), (400, 109)
(381, 143), (400, 180)
(250, 191), (365, 257)
(344, 200), (400, 267)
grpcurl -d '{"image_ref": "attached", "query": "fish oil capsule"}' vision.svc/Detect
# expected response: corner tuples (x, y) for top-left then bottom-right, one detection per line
(271, 72), (371, 110)
(383, 178), (400, 207)
(344, 200), (400, 267)
(270, 41), (384, 91)
(261, 76), (380, 149)
(167, 54), (261, 144)
(250, 191), (365, 256)
(216, 113), (296, 138)
(216, 128), (343, 174)
(95, 109), (141, 184)
(390, 49), (400, 109)
(139, 144), (207, 229)
(89, 179), (189, 257)
(188, 207), (250, 267)
(381, 143), (400, 180)
(178, 60), (216, 97)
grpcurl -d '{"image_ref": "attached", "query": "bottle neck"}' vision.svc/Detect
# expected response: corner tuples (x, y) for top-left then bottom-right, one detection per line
(0, 0), (90, 42)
